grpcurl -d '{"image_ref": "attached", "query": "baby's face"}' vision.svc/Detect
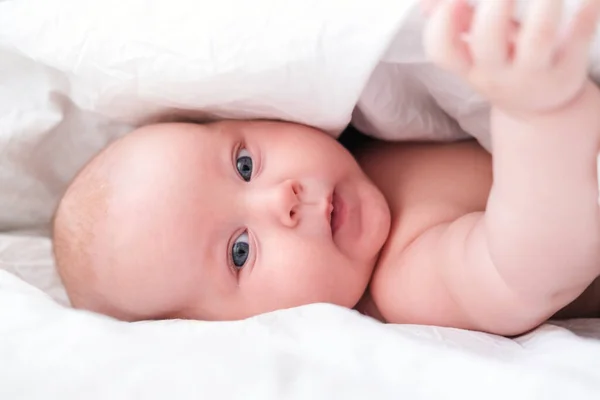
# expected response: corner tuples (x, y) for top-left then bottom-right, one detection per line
(88, 121), (391, 320)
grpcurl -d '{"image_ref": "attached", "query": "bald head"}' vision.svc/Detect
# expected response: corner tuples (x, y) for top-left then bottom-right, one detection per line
(52, 123), (206, 321)
(52, 136), (117, 316)
(52, 120), (382, 323)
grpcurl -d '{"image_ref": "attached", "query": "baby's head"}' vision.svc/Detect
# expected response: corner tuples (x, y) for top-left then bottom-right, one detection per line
(52, 121), (391, 321)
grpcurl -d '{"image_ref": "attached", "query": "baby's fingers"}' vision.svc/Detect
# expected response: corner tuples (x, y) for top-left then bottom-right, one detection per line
(557, 0), (600, 76)
(516, 0), (564, 68)
(424, 0), (473, 74)
(470, 0), (515, 68)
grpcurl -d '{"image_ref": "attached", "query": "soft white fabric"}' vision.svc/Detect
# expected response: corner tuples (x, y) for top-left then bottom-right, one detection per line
(2, 1), (600, 398)
(1, 233), (600, 400)
(2, 0), (600, 230)
(354, 0), (600, 151)
(0, 0), (413, 230)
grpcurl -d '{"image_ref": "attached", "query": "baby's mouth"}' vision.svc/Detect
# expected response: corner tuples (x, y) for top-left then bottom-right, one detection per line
(329, 190), (342, 236)
(329, 189), (346, 237)
(327, 191), (335, 235)
(330, 207), (335, 234)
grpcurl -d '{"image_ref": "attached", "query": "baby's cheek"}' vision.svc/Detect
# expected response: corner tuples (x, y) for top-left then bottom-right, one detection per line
(300, 253), (366, 306)
(258, 234), (361, 306)
(258, 256), (325, 302)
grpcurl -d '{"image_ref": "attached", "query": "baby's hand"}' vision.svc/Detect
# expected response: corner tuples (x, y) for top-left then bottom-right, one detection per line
(424, 0), (600, 117)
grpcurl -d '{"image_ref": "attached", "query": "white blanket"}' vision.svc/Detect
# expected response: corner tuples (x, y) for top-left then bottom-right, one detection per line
(2, 233), (600, 399)
(1, 0), (600, 398)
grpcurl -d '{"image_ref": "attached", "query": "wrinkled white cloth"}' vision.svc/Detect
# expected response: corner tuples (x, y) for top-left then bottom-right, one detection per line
(354, 0), (600, 151)
(0, 0), (412, 230)
(2, 0), (599, 231)
(2, 233), (600, 400)
(2, 1), (600, 398)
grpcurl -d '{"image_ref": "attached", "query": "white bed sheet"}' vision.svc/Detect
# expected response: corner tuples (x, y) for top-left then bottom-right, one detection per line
(2, 0), (600, 398)
(1, 233), (600, 399)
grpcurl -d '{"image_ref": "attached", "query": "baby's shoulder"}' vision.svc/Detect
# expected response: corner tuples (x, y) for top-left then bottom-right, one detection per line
(356, 140), (491, 200)
(356, 141), (493, 326)
(357, 140), (492, 252)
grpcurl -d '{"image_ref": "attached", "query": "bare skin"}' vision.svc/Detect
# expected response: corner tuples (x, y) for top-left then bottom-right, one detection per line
(355, 0), (600, 335)
(53, 121), (392, 322)
(53, 0), (600, 336)
(356, 140), (600, 330)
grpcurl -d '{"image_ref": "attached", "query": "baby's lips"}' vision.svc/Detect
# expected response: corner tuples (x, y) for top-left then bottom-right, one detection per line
(325, 191), (334, 232)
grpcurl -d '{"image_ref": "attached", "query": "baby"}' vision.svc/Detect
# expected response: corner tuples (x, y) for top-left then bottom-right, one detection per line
(53, 0), (600, 335)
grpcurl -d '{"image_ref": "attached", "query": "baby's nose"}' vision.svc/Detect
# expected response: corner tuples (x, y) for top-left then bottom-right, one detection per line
(265, 179), (301, 228)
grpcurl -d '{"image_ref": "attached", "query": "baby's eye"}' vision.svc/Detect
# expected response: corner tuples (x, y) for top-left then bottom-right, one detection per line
(231, 231), (250, 269)
(236, 148), (253, 182)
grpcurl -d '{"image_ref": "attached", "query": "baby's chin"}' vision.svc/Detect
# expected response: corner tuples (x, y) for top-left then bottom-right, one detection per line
(361, 180), (392, 261)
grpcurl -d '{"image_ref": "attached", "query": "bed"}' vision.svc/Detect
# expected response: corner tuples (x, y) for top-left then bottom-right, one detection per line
(1, 0), (600, 398)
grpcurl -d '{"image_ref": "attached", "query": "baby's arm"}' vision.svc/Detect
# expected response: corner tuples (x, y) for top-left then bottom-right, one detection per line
(486, 87), (600, 305)
(376, 0), (600, 335)
(437, 0), (600, 333)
